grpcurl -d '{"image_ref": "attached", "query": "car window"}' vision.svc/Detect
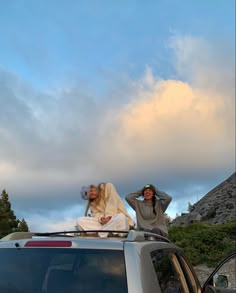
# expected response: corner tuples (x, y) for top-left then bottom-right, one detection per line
(0, 248), (128, 293)
(151, 249), (189, 293)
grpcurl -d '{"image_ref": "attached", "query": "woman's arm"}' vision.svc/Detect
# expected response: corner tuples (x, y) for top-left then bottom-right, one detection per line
(154, 187), (172, 212)
(104, 183), (134, 226)
(103, 183), (120, 216)
(125, 190), (142, 210)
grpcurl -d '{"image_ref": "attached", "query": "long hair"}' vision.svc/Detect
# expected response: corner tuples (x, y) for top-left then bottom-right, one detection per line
(143, 194), (156, 215)
(152, 195), (157, 215)
(84, 201), (90, 216)
(84, 184), (99, 216)
(84, 183), (106, 216)
(97, 182), (106, 199)
(142, 184), (157, 215)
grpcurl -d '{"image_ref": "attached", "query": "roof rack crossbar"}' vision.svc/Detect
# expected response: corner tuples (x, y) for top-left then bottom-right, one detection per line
(127, 230), (171, 243)
(36, 230), (130, 237)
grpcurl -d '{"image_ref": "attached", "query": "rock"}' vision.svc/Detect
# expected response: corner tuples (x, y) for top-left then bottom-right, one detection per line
(172, 172), (236, 226)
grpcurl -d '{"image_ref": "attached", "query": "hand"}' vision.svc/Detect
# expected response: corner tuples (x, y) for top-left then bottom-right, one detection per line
(101, 216), (112, 224)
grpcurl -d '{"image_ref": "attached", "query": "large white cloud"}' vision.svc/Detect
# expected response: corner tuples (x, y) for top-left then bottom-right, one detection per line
(0, 34), (235, 230)
(96, 78), (232, 169)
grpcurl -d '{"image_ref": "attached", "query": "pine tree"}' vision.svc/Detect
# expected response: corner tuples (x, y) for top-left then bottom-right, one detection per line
(188, 202), (194, 212)
(0, 189), (19, 238)
(164, 213), (172, 226)
(18, 218), (29, 232)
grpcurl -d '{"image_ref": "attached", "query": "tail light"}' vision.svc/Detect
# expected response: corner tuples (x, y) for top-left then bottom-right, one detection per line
(24, 240), (72, 247)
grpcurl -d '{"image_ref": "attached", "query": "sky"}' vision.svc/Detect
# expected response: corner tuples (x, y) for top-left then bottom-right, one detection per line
(0, 0), (235, 232)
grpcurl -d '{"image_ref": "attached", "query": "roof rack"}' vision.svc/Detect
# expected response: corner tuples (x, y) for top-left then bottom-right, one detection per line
(0, 230), (129, 241)
(0, 232), (38, 241)
(0, 230), (170, 243)
(126, 230), (171, 243)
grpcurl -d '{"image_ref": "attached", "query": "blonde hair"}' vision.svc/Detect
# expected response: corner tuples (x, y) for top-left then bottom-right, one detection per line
(97, 182), (106, 198)
(84, 183), (106, 216)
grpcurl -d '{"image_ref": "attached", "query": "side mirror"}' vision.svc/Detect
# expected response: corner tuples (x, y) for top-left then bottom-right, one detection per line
(214, 274), (228, 288)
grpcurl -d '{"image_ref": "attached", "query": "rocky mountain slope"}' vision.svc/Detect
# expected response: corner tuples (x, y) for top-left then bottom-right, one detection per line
(172, 172), (236, 225)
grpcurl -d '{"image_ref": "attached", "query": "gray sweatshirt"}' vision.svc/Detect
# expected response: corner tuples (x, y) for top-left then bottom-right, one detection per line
(125, 187), (172, 235)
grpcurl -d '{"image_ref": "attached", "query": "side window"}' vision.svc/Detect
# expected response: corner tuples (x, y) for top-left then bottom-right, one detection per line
(151, 250), (189, 293)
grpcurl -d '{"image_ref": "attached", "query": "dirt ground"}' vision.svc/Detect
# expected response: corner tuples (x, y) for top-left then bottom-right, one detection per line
(194, 264), (214, 286)
(194, 258), (236, 288)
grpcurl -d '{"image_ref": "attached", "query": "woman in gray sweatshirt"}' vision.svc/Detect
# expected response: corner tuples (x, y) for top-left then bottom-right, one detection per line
(125, 184), (172, 236)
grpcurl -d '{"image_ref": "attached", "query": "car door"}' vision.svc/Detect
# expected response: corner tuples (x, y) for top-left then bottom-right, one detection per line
(150, 248), (201, 293)
(202, 251), (236, 293)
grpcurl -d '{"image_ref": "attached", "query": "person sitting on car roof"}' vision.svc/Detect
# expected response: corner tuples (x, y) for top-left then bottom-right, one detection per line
(77, 182), (134, 237)
(125, 184), (172, 237)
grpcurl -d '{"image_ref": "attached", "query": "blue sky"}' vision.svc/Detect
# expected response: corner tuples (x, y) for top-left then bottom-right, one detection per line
(0, 0), (235, 231)
(1, 1), (234, 88)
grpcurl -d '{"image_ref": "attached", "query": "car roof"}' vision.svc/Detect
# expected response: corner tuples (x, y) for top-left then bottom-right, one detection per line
(0, 230), (171, 242)
(0, 230), (177, 251)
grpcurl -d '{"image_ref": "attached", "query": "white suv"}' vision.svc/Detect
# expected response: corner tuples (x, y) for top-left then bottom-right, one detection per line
(0, 230), (235, 293)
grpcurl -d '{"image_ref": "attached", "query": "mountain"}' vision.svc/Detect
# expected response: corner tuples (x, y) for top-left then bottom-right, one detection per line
(172, 172), (236, 225)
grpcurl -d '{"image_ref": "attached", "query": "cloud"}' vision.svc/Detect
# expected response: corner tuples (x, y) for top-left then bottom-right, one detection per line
(89, 76), (234, 181)
(0, 33), (235, 230)
(168, 34), (235, 98)
(21, 205), (83, 232)
(94, 35), (234, 176)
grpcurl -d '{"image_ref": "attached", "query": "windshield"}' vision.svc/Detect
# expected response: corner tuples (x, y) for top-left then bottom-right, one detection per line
(0, 248), (128, 293)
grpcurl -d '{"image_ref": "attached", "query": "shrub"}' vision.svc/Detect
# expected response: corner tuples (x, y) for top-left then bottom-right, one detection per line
(169, 220), (236, 266)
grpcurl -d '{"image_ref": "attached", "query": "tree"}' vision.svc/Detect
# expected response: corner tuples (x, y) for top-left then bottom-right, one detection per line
(188, 202), (194, 212)
(18, 218), (29, 232)
(164, 213), (172, 226)
(0, 189), (29, 238)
